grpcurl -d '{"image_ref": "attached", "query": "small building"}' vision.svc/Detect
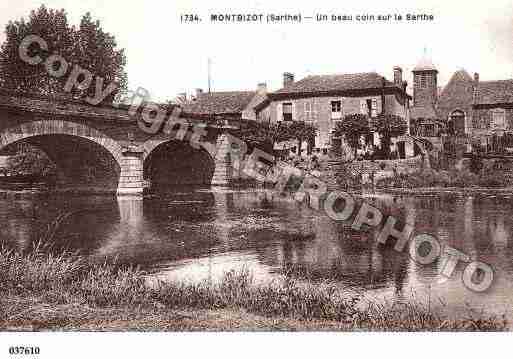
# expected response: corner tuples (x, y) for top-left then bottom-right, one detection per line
(181, 85), (268, 128)
(472, 79), (513, 151)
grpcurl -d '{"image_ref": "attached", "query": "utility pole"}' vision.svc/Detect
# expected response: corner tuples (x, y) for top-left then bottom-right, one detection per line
(208, 58), (212, 94)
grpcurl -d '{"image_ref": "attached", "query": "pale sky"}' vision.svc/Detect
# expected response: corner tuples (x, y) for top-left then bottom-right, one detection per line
(0, 0), (512, 101)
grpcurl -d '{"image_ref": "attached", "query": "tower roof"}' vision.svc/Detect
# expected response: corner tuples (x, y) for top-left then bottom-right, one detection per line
(413, 49), (437, 72)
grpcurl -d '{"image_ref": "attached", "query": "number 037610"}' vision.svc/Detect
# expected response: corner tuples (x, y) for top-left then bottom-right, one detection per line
(9, 346), (40, 355)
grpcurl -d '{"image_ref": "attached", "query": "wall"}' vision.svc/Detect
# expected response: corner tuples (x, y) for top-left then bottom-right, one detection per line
(471, 107), (513, 142)
(264, 93), (406, 149)
(413, 71), (438, 107)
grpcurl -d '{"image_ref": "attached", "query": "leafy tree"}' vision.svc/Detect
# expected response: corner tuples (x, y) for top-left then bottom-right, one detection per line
(333, 113), (370, 157)
(73, 12), (127, 102)
(371, 114), (407, 158)
(0, 5), (127, 102)
(0, 5), (75, 95)
(285, 121), (317, 154)
(234, 120), (317, 156)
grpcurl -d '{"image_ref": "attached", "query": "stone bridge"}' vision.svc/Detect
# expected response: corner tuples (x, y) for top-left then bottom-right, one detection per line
(0, 91), (234, 195)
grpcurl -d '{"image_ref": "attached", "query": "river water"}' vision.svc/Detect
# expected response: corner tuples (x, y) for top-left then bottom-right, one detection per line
(1, 187), (513, 320)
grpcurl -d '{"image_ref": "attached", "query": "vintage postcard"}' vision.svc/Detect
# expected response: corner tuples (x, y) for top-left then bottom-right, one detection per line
(0, 0), (511, 357)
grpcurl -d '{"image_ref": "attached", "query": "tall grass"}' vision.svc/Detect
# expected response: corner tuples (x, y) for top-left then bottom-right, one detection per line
(0, 244), (507, 331)
(375, 168), (513, 189)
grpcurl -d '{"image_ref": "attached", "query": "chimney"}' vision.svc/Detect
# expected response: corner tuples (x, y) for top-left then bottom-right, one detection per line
(393, 66), (403, 86)
(381, 77), (386, 115)
(473, 73), (480, 102)
(195, 88), (203, 97)
(257, 82), (267, 95)
(283, 72), (294, 87)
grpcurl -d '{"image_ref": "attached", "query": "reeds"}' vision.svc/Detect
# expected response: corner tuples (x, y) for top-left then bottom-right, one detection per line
(0, 244), (507, 331)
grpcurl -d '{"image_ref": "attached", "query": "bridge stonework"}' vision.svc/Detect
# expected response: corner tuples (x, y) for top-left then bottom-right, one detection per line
(0, 94), (234, 195)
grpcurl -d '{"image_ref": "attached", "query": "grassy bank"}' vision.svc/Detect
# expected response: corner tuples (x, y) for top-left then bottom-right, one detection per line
(376, 168), (513, 189)
(0, 243), (507, 331)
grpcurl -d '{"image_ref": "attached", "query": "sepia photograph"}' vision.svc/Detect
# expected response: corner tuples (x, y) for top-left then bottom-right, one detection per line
(0, 0), (512, 357)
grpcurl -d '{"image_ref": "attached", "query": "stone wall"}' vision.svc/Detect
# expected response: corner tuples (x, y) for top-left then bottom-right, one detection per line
(346, 155), (424, 174)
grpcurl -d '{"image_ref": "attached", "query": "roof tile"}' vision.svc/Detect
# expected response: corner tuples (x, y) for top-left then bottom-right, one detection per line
(273, 72), (397, 95)
(182, 91), (256, 115)
(475, 80), (513, 105)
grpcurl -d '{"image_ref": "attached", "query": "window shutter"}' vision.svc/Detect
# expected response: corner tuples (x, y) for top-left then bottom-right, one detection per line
(371, 98), (378, 117)
(291, 102), (296, 121)
(276, 102), (282, 122)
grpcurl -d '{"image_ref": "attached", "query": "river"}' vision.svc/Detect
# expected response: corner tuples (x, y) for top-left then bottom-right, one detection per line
(1, 187), (512, 320)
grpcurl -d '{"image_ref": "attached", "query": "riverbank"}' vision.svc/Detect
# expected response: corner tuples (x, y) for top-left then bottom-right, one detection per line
(0, 244), (506, 331)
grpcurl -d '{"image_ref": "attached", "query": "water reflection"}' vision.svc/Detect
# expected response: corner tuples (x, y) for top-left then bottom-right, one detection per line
(1, 189), (513, 318)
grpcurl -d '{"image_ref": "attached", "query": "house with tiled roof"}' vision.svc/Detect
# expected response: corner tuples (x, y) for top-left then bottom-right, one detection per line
(180, 85), (269, 127)
(254, 69), (410, 151)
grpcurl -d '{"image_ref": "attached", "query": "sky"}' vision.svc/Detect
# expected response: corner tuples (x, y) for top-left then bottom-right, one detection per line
(0, 0), (512, 101)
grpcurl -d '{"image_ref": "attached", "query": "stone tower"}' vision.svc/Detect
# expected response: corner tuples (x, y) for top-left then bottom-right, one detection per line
(412, 49), (438, 108)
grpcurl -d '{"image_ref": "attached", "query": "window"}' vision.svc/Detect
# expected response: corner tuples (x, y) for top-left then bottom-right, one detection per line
(331, 100), (342, 119)
(360, 99), (367, 115)
(282, 102), (293, 121)
(449, 110), (465, 136)
(371, 98), (378, 117)
(492, 109), (506, 130)
(416, 74), (427, 88)
(305, 101), (316, 120)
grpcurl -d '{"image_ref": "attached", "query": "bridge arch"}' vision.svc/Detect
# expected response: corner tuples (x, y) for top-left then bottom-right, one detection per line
(142, 137), (216, 189)
(0, 119), (125, 191)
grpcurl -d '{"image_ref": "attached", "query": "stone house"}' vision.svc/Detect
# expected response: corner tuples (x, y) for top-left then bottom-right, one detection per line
(254, 70), (411, 151)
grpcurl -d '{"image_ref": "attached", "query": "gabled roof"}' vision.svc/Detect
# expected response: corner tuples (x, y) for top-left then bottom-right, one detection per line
(244, 91), (268, 112)
(474, 79), (513, 105)
(272, 72), (401, 96)
(436, 69), (475, 119)
(182, 91), (256, 115)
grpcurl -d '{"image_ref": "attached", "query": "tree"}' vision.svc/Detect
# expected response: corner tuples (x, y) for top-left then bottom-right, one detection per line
(234, 120), (317, 156)
(0, 5), (127, 102)
(72, 12), (127, 102)
(0, 6), (75, 95)
(371, 114), (407, 158)
(333, 113), (370, 157)
(285, 121), (317, 154)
